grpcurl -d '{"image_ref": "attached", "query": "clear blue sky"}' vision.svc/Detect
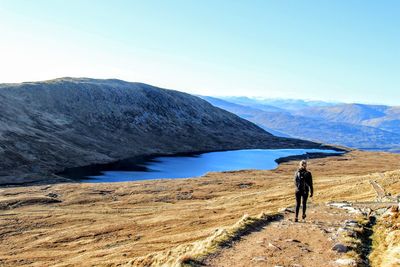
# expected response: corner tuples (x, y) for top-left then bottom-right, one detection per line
(0, 0), (399, 105)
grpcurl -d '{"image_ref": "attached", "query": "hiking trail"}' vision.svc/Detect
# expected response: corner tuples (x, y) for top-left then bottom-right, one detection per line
(203, 180), (397, 267)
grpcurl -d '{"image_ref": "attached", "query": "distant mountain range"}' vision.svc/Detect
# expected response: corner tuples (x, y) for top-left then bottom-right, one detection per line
(0, 78), (322, 185)
(293, 104), (400, 133)
(201, 96), (400, 153)
(221, 96), (339, 111)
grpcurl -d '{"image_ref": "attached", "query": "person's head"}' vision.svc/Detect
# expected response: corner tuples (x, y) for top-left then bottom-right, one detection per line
(299, 160), (307, 170)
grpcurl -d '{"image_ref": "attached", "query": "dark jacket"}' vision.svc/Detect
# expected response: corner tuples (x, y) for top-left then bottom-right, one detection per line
(294, 169), (313, 195)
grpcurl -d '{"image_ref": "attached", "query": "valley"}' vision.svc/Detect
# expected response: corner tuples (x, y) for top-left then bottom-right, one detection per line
(202, 96), (400, 152)
(0, 78), (320, 186)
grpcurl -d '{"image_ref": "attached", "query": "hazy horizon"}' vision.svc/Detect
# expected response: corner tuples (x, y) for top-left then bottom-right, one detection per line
(1, 76), (395, 107)
(0, 76), (397, 107)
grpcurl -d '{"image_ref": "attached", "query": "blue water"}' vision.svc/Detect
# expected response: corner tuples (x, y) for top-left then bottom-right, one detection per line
(80, 149), (341, 183)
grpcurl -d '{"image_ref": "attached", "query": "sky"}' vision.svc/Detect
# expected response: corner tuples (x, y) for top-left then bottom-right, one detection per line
(0, 0), (399, 105)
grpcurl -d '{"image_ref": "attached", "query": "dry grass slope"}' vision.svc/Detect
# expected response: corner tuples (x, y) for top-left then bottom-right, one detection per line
(369, 170), (400, 267)
(0, 150), (399, 266)
(128, 212), (282, 267)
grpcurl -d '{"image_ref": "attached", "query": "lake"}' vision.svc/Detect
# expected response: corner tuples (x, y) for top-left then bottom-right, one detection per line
(64, 148), (341, 183)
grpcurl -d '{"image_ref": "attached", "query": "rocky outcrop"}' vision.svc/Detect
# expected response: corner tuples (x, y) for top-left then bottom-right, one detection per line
(0, 78), (320, 185)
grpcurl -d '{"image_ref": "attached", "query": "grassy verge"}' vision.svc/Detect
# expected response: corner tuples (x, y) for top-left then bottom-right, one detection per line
(369, 205), (400, 267)
(127, 212), (283, 267)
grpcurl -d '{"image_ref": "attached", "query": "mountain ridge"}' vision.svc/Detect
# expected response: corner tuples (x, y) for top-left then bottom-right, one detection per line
(201, 96), (400, 152)
(0, 78), (324, 185)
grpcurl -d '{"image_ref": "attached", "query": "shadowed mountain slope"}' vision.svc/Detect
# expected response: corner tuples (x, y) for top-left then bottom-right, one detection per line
(0, 78), (321, 185)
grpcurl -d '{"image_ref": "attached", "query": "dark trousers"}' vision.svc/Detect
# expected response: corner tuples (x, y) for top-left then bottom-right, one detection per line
(295, 191), (309, 218)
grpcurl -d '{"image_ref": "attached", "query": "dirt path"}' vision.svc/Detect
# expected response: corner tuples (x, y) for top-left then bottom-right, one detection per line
(204, 203), (362, 267)
(370, 177), (398, 202)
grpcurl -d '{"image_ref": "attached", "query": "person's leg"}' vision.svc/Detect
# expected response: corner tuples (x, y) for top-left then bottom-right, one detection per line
(302, 192), (309, 219)
(295, 191), (301, 221)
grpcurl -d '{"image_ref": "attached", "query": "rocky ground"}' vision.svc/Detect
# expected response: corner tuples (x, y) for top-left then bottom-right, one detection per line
(204, 179), (400, 267)
(205, 203), (366, 267)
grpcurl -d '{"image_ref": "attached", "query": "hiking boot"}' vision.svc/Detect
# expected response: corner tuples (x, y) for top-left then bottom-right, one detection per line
(294, 218), (298, 222)
(302, 214), (306, 220)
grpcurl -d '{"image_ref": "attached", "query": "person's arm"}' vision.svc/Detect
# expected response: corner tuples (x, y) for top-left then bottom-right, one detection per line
(294, 171), (299, 192)
(309, 172), (313, 197)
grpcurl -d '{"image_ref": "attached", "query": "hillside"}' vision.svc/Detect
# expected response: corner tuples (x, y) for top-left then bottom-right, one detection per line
(294, 103), (400, 130)
(0, 78), (320, 185)
(222, 97), (338, 111)
(293, 103), (388, 124)
(295, 104), (400, 149)
(199, 97), (291, 138)
(218, 97), (400, 136)
(217, 96), (288, 112)
(202, 96), (400, 151)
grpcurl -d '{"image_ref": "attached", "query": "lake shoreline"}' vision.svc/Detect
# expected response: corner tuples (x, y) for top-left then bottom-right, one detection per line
(1, 144), (345, 188)
(275, 151), (347, 164)
(58, 147), (346, 183)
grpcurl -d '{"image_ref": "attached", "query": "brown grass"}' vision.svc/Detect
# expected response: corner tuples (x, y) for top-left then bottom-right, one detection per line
(369, 205), (400, 267)
(127, 212), (282, 266)
(0, 150), (399, 266)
